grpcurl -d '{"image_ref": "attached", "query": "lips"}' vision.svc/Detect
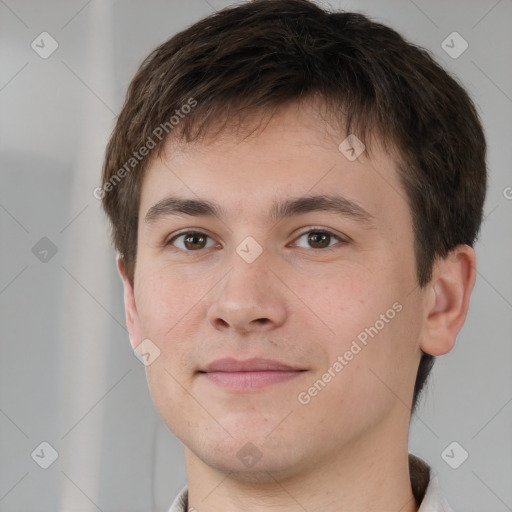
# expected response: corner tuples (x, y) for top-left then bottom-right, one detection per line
(200, 357), (303, 373)
(198, 357), (306, 390)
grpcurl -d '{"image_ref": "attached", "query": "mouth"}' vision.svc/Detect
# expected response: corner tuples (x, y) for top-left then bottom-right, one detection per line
(198, 357), (307, 390)
(199, 370), (306, 390)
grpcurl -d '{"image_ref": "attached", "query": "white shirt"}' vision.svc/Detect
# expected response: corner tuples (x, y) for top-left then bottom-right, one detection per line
(168, 454), (454, 512)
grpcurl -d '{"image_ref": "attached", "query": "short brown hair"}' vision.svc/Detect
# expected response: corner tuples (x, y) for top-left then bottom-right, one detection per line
(101, 0), (487, 414)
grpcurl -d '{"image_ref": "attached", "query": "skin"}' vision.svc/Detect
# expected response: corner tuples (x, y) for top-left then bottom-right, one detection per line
(118, 101), (476, 512)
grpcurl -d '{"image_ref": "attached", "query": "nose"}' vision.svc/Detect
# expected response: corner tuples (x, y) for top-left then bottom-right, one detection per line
(206, 252), (287, 334)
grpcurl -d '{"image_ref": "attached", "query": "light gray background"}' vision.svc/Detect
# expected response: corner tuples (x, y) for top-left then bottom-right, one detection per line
(0, 0), (511, 511)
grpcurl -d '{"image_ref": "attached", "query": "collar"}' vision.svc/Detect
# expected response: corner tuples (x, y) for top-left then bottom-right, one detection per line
(169, 454), (454, 512)
(410, 454), (454, 511)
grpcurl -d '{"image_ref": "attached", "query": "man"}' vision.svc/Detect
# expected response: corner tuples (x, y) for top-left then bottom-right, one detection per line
(100, 0), (487, 510)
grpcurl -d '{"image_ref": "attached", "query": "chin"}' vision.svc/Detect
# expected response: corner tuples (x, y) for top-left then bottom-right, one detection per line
(188, 434), (308, 483)
(202, 450), (304, 484)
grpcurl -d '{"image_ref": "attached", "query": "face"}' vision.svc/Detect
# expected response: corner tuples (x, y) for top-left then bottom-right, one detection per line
(122, 102), (430, 480)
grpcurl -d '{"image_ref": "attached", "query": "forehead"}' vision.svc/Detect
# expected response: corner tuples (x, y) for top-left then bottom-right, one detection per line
(139, 102), (409, 229)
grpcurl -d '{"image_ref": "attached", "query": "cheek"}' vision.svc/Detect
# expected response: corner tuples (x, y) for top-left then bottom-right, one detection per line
(335, 299), (421, 414)
(135, 266), (211, 383)
(301, 266), (383, 339)
(303, 266), (416, 393)
(135, 267), (200, 339)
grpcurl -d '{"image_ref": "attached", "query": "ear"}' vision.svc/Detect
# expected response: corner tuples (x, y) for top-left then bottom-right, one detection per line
(117, 254), (142, 350)
(419, 244), (477, 356)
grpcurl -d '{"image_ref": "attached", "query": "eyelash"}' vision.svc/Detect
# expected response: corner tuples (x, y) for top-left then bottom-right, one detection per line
(164, 227), (348, 253)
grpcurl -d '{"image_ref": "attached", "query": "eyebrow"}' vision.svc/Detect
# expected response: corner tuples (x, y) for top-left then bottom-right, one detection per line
(144, 194), (375, 227)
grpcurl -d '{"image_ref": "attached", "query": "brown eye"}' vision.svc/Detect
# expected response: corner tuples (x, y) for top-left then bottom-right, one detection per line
(293, 229), (345, 250)
(183, 233), (207, 250)
(168, 232), (215, 251)
(307, 232), (331, 249)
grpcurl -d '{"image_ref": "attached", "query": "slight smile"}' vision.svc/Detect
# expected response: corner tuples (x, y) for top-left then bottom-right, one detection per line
(198, 357), (308, 390)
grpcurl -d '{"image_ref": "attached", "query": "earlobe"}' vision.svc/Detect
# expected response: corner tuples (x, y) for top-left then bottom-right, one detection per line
(116, 254), (142, 350)
(419, 245), (476, 356)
